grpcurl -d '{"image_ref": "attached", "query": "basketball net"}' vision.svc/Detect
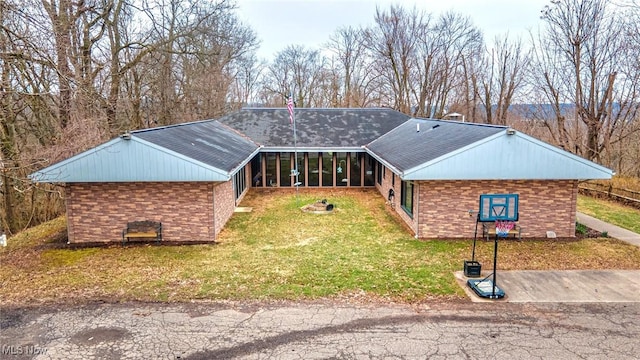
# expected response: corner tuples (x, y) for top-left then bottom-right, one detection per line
(495, 220), (515, 237)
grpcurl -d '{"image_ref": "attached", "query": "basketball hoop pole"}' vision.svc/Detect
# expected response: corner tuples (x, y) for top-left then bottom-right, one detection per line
(471, 213), (479, 261)
(492, 233), (499, 298)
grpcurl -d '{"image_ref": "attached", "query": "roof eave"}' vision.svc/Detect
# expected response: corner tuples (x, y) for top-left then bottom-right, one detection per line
(260, 146), (366, 152)
(364, 147), (404, 177)
(229, 145), (262, 175)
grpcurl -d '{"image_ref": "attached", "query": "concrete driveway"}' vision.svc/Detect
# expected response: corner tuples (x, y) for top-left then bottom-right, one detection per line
(577, 212), (640, 248)
(456, 270), (640, 303)
(454, 212), (640, 303)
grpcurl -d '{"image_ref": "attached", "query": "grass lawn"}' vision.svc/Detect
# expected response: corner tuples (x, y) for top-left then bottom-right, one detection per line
(2, 190), (640, 306)
(578, 195), (640, 234)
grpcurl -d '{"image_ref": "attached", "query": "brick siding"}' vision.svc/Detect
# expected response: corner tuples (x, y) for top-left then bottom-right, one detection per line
(375, 167), (416, 235)
(66, 182), (230, 243)
(214, 180), (235, 237)
(376, 173), (578, 238)
(66, 170), (578, 243)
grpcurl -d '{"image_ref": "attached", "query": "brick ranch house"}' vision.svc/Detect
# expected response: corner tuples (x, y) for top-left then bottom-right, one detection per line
(30, 108), (613, 243)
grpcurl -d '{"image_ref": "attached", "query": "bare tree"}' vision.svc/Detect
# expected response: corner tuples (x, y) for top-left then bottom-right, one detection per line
(326, 26), (373, 107)
(533, 0), (639, 162)
(227, 54), (266, 107)
(364, 5), (424, 114)
(414, 11), (483, 118)
(264, 45), (327, 107)
(362, 6), (483, 117)
(1, 0), (64, 233)
(475, 35), (530, 125)
(0, 0), (260, 232)
(136, 0), (257, 124)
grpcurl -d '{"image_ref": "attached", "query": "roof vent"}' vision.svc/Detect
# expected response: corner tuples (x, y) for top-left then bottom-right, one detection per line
(120, 131), (132, 140)
(416, 123), (420, 132)
(506, 128), (516, 135)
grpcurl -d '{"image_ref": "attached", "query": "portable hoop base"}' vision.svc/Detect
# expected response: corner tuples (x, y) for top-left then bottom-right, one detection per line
(467, 278), (505, 299)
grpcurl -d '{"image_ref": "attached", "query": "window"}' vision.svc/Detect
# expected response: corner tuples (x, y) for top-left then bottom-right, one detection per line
(322, 152), (334, 186)
(400, 181), (413, 217)
(279, 152), (291, 187)
(364, 154), (375, 186)
(392, 173), (395, 187)
(308, 152), (319, 186)
(376, 162), (383, 185)
(266, 153), (277, 186)
(251, 155), (262, 187)
(336, 152), (348, 186)
(233, 167), (246, 201)
(350, 152), (361, 186)
(296, 153), (305, 186)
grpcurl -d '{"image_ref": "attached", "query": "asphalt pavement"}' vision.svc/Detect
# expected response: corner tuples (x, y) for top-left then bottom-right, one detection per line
(1, 213), (639, 359)
(1, 301), (639, 359)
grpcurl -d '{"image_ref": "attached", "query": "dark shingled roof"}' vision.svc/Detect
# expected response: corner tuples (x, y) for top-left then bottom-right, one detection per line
(218, 108), (411, 148)
(133, 120), (258, 173)
(366, 118), (506, 173)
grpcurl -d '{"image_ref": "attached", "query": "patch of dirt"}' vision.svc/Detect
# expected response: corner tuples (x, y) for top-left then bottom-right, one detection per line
(575, 225), (604, 239)
(301, 199), (335, 214)
(70, 327), (131, 345)
(0, 309), (25, 328)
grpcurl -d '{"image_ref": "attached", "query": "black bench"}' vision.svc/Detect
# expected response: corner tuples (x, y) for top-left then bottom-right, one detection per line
(122, 221), (162, 245)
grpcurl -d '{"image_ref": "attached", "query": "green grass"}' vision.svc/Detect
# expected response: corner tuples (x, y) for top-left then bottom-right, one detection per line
(2, 190), (640, 306)
(578, 195), (640, 234)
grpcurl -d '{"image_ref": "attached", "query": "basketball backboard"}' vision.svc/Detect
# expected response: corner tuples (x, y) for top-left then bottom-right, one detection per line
(478, 194), (519, 222)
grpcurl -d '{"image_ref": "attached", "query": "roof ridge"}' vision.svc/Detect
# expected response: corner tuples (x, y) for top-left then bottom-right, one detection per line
(411, 117), (509, 129)
(239, 107), (407, 112)
(130, 118), (219, 134)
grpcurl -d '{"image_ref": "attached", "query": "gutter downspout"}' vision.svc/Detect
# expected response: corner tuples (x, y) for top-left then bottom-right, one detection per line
(212, 183), (216, 241)
(415, 181), (419, 239)
(66, 184), (72, 244)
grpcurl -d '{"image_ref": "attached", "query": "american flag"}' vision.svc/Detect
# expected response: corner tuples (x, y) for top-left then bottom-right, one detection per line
(287, 95), (294, 124)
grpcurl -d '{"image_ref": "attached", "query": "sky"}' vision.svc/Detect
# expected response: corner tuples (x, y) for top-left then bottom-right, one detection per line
(235, 0), (550, 59)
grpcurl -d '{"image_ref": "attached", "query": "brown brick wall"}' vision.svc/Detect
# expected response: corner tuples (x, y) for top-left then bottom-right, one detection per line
(66, 182), (222, 243)
(375, 167), (418, 236)
(417, 180), (578, 238)
(377, 176), (578, 238)
(214, 180), (235, 237)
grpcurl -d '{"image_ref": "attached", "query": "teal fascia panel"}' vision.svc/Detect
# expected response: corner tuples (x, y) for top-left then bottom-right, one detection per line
(402, 131), (614, 180)
(30, 137), (230, 183)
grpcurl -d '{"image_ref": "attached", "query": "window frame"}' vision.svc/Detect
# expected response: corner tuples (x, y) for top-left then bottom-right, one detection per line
(400, 180), (414, 217)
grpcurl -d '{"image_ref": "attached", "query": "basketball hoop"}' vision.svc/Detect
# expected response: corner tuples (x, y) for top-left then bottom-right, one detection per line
(495, 220), (515, 237)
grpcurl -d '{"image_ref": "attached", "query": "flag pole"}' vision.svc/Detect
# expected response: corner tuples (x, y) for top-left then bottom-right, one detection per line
(288, 91), (300, 205)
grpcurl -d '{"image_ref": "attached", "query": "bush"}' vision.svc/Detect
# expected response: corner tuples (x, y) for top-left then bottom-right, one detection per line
(576, 222), (588, 235)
